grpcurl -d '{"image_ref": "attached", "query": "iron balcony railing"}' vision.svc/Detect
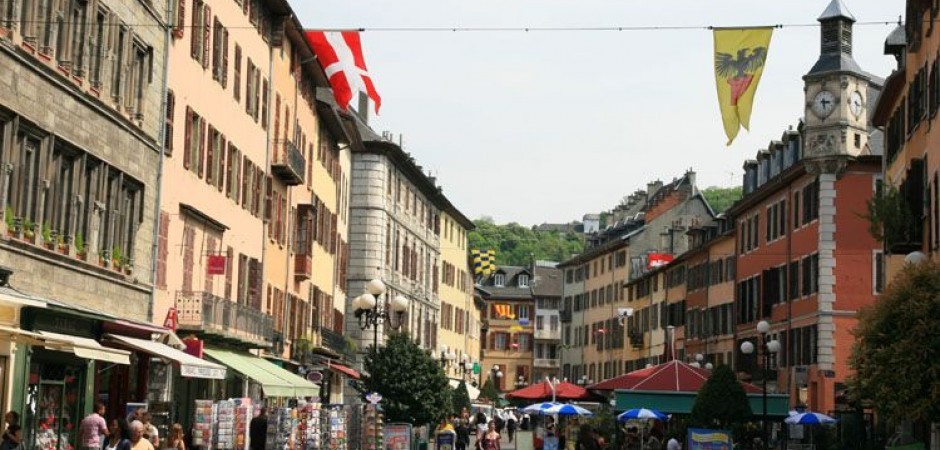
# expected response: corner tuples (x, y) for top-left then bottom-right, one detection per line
(534, 328), (562, 340)
(175, 291), (274, 348)
(533, 358), (561, 368)
(271, 140), (305, 186)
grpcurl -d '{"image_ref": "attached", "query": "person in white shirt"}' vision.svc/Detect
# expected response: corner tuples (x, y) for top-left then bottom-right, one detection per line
(666, 437), (681, 450)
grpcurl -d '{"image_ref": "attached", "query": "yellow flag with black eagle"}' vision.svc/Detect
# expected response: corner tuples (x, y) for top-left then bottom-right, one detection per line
(714, 27), (773, 145)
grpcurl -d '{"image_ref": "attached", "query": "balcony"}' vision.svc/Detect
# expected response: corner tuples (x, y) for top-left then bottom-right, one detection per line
(533, 358), (561, 368)
(534, 328), (562, 340)
(294, 253), (312, 280)
(321, 327), (355, 359)
(175, 291), (274, 348)
(271, 140), (305, 186)
(560, 309), (572, 323)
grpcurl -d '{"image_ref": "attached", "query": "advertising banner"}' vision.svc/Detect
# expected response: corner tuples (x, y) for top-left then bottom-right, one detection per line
(384, 423), (412, 450)
(687, 428), (732, 450)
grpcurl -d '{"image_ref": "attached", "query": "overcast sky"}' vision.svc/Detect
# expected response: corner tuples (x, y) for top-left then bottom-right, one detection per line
(295, 1), (903, 226)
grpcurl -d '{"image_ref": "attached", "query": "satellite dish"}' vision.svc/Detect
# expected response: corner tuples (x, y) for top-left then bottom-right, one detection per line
(306, 371), (323, 383)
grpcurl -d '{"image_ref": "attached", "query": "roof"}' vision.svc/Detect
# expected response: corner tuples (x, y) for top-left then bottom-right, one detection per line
(805, 53), (865, 78)
(476, 266), (535, 299)
(532, 266), (563, 297)
(885, 24), (907, 51)
(818, 0), (856, 22)
(593, 360), (763, 394)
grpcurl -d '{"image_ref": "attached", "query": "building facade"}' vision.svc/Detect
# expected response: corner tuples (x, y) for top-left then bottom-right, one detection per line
(531, 263), (563, 381)
(436, 210), (482, 384)
(477, 266), (535, 391)
(0, 0), (167, 444)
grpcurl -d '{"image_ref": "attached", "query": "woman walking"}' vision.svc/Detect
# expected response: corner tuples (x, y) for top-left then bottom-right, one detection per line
(477, 422), (500, 450)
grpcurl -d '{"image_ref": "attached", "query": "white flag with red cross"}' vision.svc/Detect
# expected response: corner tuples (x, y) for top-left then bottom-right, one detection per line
(306, 31), (381, 114)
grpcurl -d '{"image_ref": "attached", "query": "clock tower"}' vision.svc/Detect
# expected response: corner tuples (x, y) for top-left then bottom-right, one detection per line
(802, 0), (872, 169)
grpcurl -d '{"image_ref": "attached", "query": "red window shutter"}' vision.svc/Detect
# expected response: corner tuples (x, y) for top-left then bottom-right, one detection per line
(190, 1), (199, 59)
(489, 332), (496, 350)
(183, 107), (193, 169)
(175, 0), (185, 38)
(156, 212), (169, 289)
(241, 156), (249, 206)
(202, 5), (211, 69)
(205, 126), (215, 185)
(260, 78), (268, 126)
(182, 226), (194, 293)
(198, 119), (206, 178)
(204, 237), (217, 292)
(264, 176), (273, 224)
(233, 46), (241, 101)
(273, 94), (281, 155)
(225, 246), (233, 300)
(218, 137), (226, 192)
(222, 28), (229, 87)
(248, 258), (261, 310)
(164, 90), (175, 155)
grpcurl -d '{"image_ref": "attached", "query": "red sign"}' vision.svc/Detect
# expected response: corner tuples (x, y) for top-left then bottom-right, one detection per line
(207, 255), (226, 275)
(648, 253), (674, 269)
(183, 337), (204, 358)
(163, 307), (178, 331)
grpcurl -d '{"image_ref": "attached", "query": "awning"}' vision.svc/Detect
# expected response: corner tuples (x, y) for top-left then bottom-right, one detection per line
(38, 331), (130, 365)
(449, 379), (480, 400)
(327, 362), (360, 379)
(204, 348), (319, 398)
(104, 334), (226, 379)
(0, 287), (47, 308)
(0, 325), (47, 345)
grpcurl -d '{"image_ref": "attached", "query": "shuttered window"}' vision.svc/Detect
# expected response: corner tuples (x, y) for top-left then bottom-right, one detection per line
(156, 212), (170, 289)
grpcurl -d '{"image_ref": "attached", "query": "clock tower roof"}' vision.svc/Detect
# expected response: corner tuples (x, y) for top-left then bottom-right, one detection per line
(818, 0), (856, 22)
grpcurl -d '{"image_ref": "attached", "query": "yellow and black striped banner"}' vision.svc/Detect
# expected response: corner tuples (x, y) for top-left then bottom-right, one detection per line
(471, 249), (497, 277)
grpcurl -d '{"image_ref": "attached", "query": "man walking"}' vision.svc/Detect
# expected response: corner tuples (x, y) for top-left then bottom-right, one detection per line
(129, 421), (154, 450)
(78, 403), (109, 450)
(250, 407), (268, 450)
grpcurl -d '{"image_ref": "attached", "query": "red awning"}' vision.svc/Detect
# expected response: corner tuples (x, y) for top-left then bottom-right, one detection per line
(590, 360), (763, 394)
(328, 362), (360, 379)
(506, 380), (591, 401)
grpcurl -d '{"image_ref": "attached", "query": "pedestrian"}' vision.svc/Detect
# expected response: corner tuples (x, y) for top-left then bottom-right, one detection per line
(249, 407), (268, 450)
(577, 426), (600, 450)
(644, 430), (662, 450)
(474, 413), (487, 439)
(1, 411), (21, 450)
(494, 415), (504, 436)
(164, 424), (185, 450)
(546, 416), (557, 437)
(79, 403), (109, 450)
(478, 422), (500, 450)
(455, 417), (470, 450)
(140, 412), (159, 449)
(129, 421), (155, 450)
(103, 419), (131, 450)
(666, 436), (680, 450)
(506, 416), (516, 443)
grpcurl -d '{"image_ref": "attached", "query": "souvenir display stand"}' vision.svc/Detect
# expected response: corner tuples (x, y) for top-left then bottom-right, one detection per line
(267, 407), (294, 450)
(298, 402), (324, 450)
(361, 404), (383, 450)
(192, 400), (216, 449)
(326, 406), (347, 450)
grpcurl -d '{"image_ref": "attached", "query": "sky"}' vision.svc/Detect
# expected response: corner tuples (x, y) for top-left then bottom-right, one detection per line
(294, 1), (904, 226)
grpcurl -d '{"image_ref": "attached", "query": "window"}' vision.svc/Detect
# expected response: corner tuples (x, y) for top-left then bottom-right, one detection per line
(164, 90), (175, 154)
(191, 0), (210, 68)
(517, 305), (530, 320)
(127, 40), (150, 118)
(518, 274), (529, 288)
(68, 0), (88, 75)
(494, 332), (508, 351)
(233, 45), (242, 101)
(89, 9), (107, 88)
(212, 17), (229, 86)
(246, 58), (255, 116)
(111, 25), (127, 101)
(494, 273), (505, 287)
(873, 251), (884, 294)
(793, 190), (801, 229)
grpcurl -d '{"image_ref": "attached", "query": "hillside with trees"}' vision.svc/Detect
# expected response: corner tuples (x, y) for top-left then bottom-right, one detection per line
(468, 218), (584, 266)
(701, 186), (743, 213)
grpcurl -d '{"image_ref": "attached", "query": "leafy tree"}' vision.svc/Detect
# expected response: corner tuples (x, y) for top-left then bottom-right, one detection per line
(850, 259), (940, 425)
(478, 378), (499, 402)
(690, 364), (752, 429)
(452, 380), (473, 415)
(702, 186), (743, 214)
(862, 185), (914, 247)
(468, 219), (584, 266)
(358, 333), (452, 425)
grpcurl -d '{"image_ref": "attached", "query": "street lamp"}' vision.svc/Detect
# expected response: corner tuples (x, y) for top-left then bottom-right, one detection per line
(352, 279), (409, 350)
(740, 319), (780, 449)
(491, 364), (504, 391)
(515, 375), (527, 388)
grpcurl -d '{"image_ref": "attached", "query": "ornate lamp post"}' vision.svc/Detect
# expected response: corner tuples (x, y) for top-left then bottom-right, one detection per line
(352, 279), (409, 350)
(740, 320), (781, 449)
(491, 364), (504, 391)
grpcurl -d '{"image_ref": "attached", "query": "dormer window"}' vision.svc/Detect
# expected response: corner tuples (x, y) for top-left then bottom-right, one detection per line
(494, 274), (505, 287)
(518, 275), (529, 288)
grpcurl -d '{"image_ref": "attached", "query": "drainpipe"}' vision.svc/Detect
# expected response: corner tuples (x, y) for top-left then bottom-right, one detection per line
(263, 37), (274, 354)
(149, 0), (173, 323)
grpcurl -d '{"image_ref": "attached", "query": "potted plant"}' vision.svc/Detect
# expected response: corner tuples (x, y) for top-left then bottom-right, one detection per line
(124, 258), (134, 276)
(57, 234), (69, 255)
(74, 233), (86, 259)
(111, 246), (123, 270)
(4, 206), (13, 237)
(41, 223), (54, 250)
(99, 247), (110, 267)
(23, 218), (35, 243)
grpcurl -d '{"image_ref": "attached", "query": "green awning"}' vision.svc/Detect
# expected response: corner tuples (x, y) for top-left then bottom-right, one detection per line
(257, 356), (320, 397)
(615, 391), (790, 417)
(204, 348), (298, 398)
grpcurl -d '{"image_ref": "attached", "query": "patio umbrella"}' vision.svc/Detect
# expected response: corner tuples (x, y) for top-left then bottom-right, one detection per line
(506, 380), (591, 401)
(522, 402), (559, 414)
(617, 408), (669, 422)
(785, 411), (837, 425)
(543, 404), (594, 417)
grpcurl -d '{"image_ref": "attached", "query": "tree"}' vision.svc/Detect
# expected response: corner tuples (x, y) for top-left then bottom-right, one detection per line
(479, 378), (499, 402)
(452, 380), (473, 415)
(850, 260), (940, 425)
(358, 333), (452, 425)
(468, 219), (584, 266)
(702, 186), (743, 214)
(690, 364), (752, 429)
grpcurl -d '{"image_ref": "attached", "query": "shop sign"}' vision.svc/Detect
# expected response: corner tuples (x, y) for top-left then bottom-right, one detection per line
(180, 364), (226, 380)
(30, 311), (94, 337)
(207, 256), (226, 275)
(163, 308), (178, 331)
(306, 371), (323, 382)
(687, 428), (732, 450)
(383, 423), (412, 450)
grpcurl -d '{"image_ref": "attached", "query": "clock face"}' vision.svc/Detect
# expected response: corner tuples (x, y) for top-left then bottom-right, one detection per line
(813, 90), (836, 117)
(850, 91), (864, 117)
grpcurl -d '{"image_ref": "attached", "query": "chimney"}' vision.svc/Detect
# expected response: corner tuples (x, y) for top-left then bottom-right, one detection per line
(358, 92), (369, 124)
(686, 169), (697, 191)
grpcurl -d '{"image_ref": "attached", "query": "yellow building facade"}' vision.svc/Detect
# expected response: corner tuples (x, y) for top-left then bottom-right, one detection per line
(436, 211), (481, 385)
